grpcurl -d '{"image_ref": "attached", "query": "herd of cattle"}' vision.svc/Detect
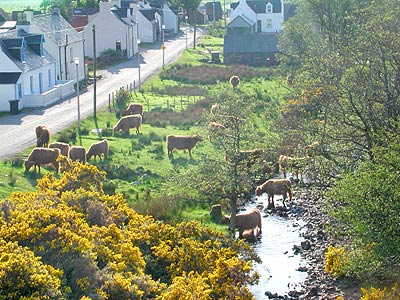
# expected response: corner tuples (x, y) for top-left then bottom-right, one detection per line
(24, 102), (207, 174)
(25, 77), (318, 239)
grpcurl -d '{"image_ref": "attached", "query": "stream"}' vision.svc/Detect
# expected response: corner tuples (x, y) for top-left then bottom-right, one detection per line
(246, 193), (308, 299)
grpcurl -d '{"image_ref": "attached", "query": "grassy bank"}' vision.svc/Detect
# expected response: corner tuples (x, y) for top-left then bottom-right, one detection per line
(0, 31), (289, 230)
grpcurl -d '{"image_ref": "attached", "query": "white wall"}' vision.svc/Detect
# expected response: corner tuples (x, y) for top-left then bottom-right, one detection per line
(84, 2), (134, 58)
(229, 0), (257, 26)
(163, 4), (178, 34)
(137, 12), (155, 43)
(0, 84), (17, 111)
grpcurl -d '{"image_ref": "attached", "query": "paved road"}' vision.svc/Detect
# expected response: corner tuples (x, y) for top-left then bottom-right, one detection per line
(0, 26), (202, 161)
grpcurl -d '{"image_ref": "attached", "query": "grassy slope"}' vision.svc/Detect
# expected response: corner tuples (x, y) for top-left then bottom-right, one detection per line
(0, 33), (289, 230)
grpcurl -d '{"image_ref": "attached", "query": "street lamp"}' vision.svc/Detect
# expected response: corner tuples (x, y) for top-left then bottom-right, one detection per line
(137, 39), (141, 91)
(185, 15), (188, 49)
(74, 57), (81, 134)
(161, 24), (166, 70)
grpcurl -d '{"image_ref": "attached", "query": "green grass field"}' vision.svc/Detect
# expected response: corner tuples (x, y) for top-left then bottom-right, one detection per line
(0, 32), (289, 228)
(0, 0), (41, 12)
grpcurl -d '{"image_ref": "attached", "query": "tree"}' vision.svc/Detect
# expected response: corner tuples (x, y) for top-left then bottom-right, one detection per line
(278, 0), (400, 170)
(175, 90), (266, 233)
(40, 0), (73, 18)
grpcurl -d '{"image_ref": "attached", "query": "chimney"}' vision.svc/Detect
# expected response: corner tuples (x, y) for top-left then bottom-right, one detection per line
(52, 6), (61, 15)
(23, 10), (33, 23)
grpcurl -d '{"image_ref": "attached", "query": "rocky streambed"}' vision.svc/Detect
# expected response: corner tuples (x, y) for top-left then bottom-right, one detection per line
(246, 185), (361, 300)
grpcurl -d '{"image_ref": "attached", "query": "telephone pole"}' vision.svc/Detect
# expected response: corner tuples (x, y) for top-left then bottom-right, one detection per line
(92, 25), (97, 119)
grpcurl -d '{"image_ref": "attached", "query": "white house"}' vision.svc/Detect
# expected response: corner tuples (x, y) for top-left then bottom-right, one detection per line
(81, 1), (136, 59)
(154, 3), (178, 35)
(15, 9), (85, 82)
(136, 2), (159, 43)
(0, 30), (75, 112)
(229, 0), (284, 33)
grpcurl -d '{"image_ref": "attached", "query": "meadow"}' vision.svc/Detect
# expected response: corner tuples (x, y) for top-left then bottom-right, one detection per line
(0, 32), (289, 230)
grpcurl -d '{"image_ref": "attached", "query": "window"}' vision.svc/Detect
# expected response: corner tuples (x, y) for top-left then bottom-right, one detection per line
(29, 76), (34, 94)
(267, 18), (272, 27)
(39, 73), (43, 94)
(116, 40), (121, 51)
(266, 3), (272, 13)
(70, 47), (73, 63)
(17, 83), (22, 99)
(48, 69), (51, 86)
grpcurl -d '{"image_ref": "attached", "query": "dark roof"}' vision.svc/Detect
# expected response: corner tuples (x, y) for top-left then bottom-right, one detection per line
(121, 0), (137, 8)
(284, 3), (296, 20)
(230, 0), (282, 14)
(31, 13), (83, 46)
(205, 2), (223, 18)
(0, 72), (21, 84)
(68, 15), (88, 32)
(224, 33), (279, 53)
(140, 8), (157, 22)
(2, 38), (23, 49)
(72, 8), (99, 15)
(24, 34), (43, 44)
(0, 30), (56, 73)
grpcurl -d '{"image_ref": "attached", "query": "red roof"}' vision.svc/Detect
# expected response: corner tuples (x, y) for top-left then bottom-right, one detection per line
(68, 15), (88, 32)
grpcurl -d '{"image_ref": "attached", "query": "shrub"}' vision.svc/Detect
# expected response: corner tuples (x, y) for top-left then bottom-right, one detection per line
(324, 245), (349, 277)
(360, 284), (400, 300)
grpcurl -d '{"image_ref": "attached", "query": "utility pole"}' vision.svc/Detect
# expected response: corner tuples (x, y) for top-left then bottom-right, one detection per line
(92, 24), (97, 119)
(213, 0), (215, 27)
(193, 10), (196, 49)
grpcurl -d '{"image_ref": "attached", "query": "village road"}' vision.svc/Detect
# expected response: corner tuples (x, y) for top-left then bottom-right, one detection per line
(0, 26), (203, 161)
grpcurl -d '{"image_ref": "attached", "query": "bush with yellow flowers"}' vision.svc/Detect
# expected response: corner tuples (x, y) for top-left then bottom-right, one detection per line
(360, 284), (400, 300)
(0, 161), (258, 300)
(325, 245), (349, 277)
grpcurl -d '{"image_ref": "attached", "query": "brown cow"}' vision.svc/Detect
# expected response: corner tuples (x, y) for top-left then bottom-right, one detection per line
(255, 178), (292, 209)
(166, 134), (202, 158)
(223, 208), (262, 238)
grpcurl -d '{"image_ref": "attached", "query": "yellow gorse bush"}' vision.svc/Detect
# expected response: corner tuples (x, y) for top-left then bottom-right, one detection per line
(360, 284), (400, 300)
(325, 245), (349, 277)
(0, 161), (258, 299)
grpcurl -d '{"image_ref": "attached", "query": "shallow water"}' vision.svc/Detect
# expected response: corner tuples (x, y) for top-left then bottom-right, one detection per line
(247, 194), (308, 299)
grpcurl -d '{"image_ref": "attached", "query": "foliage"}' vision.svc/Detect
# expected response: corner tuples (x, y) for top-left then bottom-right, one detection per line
(324, 245), (349, 277)
(40, 0), (72, 17)
(0, 162), (258, 299)
(115, 89), (132, 112)
(278, 0), (400, 171)
(160, 64), (268, 85)
(360, 284), (400, 300)
(327, 131), (400, 281)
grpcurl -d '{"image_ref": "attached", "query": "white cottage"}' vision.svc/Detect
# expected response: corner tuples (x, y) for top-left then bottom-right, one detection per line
(15, 9), (85, 82)
(82, 0), (135, 59)
(0, 30), (75, 112)
(229, 0), (284, 33)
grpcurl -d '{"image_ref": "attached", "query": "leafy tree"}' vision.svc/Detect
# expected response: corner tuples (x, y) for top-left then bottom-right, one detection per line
(174, 90), (268, 232)
(278, 0), (400, 170)
(40, 0), (73, 17)
(327, 130), (400, 281)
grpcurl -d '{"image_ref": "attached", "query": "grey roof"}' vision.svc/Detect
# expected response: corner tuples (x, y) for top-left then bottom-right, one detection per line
(223, 33), (279, 53)
(0, 72), (21, 84)
(228, 14), (255, 27)
(231, 0), (282, 14)
(0, 29), (56, 73)
(140, 8), (157, 22)
(31, 13), (83, 46)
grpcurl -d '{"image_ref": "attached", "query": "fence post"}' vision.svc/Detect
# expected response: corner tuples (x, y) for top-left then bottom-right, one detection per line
(174, 98), (176, 111)
(108, 93), (111, 112)
(167, 99), (169, 110)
